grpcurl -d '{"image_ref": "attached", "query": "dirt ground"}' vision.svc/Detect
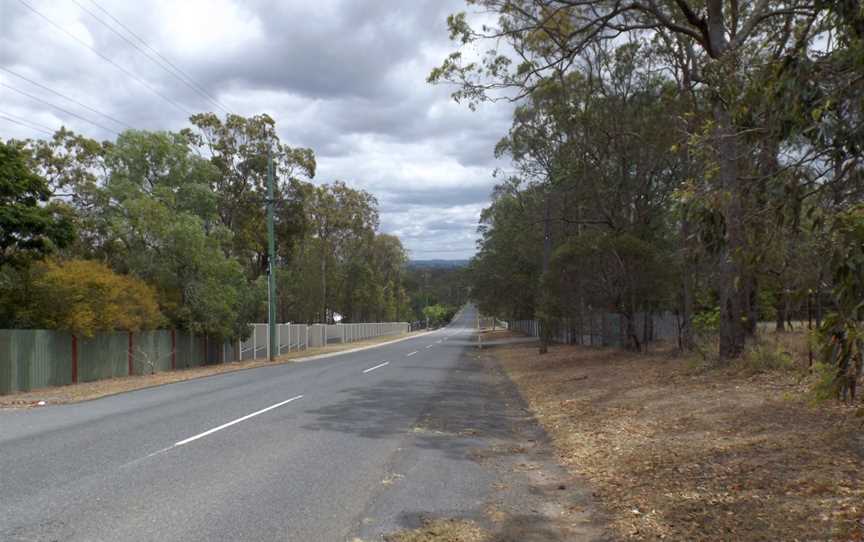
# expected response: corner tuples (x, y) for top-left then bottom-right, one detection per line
(0, 332), (419, 408)
(492, 336), (864, 541)
(384, 519), (488, 542)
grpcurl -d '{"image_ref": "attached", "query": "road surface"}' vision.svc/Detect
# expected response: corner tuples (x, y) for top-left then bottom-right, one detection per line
(0, 306), (598, 541)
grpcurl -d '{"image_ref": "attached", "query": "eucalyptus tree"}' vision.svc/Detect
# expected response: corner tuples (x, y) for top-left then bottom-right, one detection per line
(431, 0), (836, 359)
(187, 113), (315, 277)
(0, 140), (74, 267)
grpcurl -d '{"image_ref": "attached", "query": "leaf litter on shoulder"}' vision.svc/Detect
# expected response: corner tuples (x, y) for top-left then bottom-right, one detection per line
(493, 339), (864, 541)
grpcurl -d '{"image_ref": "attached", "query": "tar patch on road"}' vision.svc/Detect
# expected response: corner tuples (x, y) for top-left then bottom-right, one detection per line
(351, 347), (608, 541)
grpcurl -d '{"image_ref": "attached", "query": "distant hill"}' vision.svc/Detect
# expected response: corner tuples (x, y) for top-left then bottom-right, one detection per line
(408, 259), (470, 269)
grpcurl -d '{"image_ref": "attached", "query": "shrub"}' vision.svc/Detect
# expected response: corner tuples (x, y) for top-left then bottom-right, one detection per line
(26, 259), (165, 336)
(738, 342), (796, 375)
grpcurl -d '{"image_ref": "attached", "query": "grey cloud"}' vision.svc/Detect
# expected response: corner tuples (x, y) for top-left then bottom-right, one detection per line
(0, 0), (511, 260)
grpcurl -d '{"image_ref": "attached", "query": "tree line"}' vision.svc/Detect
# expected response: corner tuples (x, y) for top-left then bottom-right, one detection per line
(430, 1), (863, 398)
(1, 113), (417, 339)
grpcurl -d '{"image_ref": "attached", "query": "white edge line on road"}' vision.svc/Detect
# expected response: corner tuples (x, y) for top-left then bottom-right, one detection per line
(362, 361), (389, 374)
(173, 395), (304, 447)
(406, 351), (418, 357)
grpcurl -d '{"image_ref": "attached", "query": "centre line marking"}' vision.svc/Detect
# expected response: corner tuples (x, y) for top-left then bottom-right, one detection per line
(173, 395), (304, 447)
(406, 351), (418, 357)
(363, 361), (389, 374)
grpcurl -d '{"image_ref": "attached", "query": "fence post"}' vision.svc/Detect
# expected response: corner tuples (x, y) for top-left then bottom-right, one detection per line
(171, 330), (177, 370)
(128, 331), (134, 376)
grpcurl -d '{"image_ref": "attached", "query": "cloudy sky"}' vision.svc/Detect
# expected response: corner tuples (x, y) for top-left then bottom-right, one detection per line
(0, 0), (514, 260)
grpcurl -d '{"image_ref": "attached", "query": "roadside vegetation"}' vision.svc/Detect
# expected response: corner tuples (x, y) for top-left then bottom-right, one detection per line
(430, 1), (864, 400)
(0, 116), (436, 342)
(493, 334), (864, 540)
(423, 2), (864, 540)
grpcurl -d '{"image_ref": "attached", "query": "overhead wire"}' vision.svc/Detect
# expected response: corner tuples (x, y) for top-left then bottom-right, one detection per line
(16, 0), (194, 118)
(0, 112), (55, 136)
(80, 0), (232, 115)
(0, 66), (134, 130)
(0, 110), (56, 133)
(1, 82), (121, 136)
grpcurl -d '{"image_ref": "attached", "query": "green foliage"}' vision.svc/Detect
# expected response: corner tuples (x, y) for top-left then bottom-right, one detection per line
(24, 259), (164, 337)
(422, 304), (456, 327)
(2, 113), (416, 338)
(815, 205), (864, 401)
(0, 141), (74, 265)
(738, 343), (795, 375)
(433, 0), (862, 368)
(811, 362), (840, 402)
(403, 264), (470, 322)
(693, 308), (721, 335)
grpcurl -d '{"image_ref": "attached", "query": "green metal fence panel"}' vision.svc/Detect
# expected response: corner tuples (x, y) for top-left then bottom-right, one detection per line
(29, 330), (73, 389)
(133, 330), (173, 374)
(0, 330), (73, 394)
(174, 331), (193, 369)
(0, 331), (12, 394)
(77, 332), (128, 382)
(0, 320), (409, 395)
(173, 331), (209, 369)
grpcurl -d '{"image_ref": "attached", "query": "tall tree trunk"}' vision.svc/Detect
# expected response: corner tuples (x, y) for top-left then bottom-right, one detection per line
(775, 289), (787, 332)
(680, 212), (696, 350)
(746, 274), (758, 336)
(715, 103), (748, 360)
(539, 191), (552, 355)
(320, 252), (327, 324)
(625, 312), (641, 352)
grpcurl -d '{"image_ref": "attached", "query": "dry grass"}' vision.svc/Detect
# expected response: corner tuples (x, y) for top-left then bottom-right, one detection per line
(494, 333), (864, 541)
(478, 329), (522, 341)
(383, 519), (488, 542)
(0, 332), (417, 408)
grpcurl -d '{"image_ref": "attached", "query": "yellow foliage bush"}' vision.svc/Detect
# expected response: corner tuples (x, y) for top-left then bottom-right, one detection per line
(28, 259), (164, 336)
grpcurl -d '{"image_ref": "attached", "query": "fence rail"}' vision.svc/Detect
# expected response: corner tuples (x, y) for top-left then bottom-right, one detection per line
(508, 312), (678, 348)
(1, 321), (409, 395)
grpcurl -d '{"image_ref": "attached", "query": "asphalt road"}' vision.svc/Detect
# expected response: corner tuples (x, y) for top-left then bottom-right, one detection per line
(0, 305), (597, 541)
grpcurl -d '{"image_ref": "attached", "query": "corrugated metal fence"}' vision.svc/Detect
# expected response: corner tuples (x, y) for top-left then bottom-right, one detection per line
(1, 321), (409, 395)
(508, 312), (679, 347)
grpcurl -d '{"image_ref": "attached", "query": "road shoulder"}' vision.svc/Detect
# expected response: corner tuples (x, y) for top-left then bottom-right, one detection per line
(359, 344), (609, 541)
(492, 340), (864, 541)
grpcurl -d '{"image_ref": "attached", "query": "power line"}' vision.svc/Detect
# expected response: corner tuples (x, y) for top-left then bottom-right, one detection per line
(2, 82), (121, 136)
(83, 0), (232, 115)
(0, 67), (134, 130)
(17, 0), (194, 118)
(0, 110), (56, 133)
(0, 113), (55, 136)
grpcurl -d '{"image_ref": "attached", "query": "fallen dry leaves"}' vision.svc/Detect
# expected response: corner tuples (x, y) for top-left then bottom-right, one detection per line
(383, 519), (488, 542)
(494, 338), (864, 541)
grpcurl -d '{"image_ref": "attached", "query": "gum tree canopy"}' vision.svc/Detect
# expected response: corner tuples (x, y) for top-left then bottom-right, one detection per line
(430, 0), (857, 360)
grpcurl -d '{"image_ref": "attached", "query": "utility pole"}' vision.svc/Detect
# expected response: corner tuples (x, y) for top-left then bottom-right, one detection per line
(267, 145), (277, 361)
